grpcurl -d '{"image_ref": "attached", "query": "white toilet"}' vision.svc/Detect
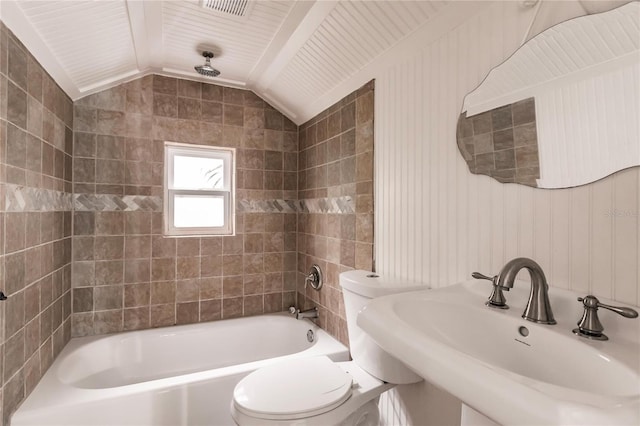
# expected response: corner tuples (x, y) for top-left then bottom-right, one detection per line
(230, 270), (425, 426)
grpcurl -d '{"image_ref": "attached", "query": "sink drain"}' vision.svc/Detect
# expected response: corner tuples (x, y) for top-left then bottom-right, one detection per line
(518, 326), (529, 337)
(307, 329), (315, 342)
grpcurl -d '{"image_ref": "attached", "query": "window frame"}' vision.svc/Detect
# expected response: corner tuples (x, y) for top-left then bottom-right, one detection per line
(164, 142), (235, 236)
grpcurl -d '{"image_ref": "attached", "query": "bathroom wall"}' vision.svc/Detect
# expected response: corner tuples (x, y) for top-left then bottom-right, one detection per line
(0, 23), (73, 424)
(369, 1), (638, 425)
(374, 0), (639, 305)
(296, 82), (374, 347)
(71, 75), (299, 336)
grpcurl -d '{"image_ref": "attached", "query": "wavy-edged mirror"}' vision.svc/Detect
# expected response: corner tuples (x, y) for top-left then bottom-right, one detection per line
(457, 2), (640, 188)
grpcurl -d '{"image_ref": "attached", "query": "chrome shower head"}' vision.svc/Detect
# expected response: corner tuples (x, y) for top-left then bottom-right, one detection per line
(194, 51), (220, 77)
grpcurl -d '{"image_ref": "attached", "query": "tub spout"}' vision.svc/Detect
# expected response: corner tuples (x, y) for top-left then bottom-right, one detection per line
(289, 306), (319, 320)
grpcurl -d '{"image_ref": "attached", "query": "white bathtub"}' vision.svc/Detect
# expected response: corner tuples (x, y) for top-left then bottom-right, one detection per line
(12, 313), (349, 426)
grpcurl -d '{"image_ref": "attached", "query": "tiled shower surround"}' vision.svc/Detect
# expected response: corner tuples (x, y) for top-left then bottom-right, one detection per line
(0, 24), (74, 423)
(296, 82), (375, 346)
(71, 75), (300, 336)
(0, 19), (375, 421)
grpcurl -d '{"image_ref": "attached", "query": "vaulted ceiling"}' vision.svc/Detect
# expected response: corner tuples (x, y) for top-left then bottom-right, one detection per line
(0, 0), (450, 124)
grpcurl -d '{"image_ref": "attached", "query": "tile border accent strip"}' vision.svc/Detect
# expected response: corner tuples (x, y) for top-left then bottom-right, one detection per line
(4, 184), (73, 212)
(5, 185), (356, 214)
(238, 199), (298, 213)
(298, 196), (355, 214)
(74, 194), (163, 212)
(237, 196), (354, 214)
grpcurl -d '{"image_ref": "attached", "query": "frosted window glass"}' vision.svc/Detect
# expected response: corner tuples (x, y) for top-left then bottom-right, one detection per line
(173, 156), (224, 189)
(173, 196), (225, 228)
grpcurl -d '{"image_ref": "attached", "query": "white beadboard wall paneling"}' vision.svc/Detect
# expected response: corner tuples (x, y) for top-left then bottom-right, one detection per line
(518, 185), (535, 260)
(374, 1), (640, 305)
(453, 28), (467, 282)
(412, 51), (423, 282)
(613, 169), (639, 304)
(590, 176), (615, 300)
(402, 57), (410, 279)
(419, 47), (431, 283)
(490, 181), (505, 276)
(427, 44), (438, 285)
(550, 189), (571, 290)
(532, 189), (552, 282)
(438, 35), (459, 282)
(570, 185), (591, 295)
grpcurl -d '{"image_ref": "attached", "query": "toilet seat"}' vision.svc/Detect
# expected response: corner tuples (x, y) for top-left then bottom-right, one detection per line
(233, 356), (354, 420)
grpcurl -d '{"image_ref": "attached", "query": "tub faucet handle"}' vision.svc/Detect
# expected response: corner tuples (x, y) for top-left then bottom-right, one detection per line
(288, 306), (297, 315)
(305, 264), (323, 291)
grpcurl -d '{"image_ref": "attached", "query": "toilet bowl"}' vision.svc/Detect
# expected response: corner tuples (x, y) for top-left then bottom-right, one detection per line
(231, 356), (393, 426)
(230, 271), (425, 425)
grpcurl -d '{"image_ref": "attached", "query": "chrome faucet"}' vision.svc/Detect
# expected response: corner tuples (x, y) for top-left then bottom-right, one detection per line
(289, 306), (319, 320)
(495, 257), (556, 325)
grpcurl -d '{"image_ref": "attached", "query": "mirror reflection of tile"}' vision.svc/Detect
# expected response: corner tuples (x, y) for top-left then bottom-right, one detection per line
(457, 97), (539, 187)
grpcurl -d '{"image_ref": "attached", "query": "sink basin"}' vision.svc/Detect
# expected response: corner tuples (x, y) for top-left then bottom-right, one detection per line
(358, 280), (640, 425)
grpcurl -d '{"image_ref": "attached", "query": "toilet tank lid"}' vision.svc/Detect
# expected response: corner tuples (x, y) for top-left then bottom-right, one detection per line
(339, 270), (426, 298)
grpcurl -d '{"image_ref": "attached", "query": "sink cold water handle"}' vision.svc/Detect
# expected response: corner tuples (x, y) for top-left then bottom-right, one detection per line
(586, 298), (639, 318)
(573, 295), (639, 341)
(472, 272), (508, 309)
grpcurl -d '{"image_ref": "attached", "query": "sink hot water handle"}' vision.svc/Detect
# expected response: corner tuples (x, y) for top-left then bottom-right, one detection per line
(573, 295), (638, 341)
(472, 272), (508, 309)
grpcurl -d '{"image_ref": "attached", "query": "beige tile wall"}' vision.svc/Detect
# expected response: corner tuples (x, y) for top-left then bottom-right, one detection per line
(71, 75), (299, 336)
(296, 81), (374, 347)
(0, 23), (73, 424)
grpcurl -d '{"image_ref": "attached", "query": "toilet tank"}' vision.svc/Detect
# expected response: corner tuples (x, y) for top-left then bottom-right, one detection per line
(339, 270), (425, 384)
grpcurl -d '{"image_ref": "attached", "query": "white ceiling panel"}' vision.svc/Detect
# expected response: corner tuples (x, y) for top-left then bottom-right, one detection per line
(4, 0), (457, 123)
(162, 0), (294, 84)
(265, 1), (448, 117)
(18, 0), (138, 90)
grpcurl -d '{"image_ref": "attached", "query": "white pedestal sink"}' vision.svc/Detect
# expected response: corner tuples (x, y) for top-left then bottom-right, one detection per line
(357, 280), (640, 425)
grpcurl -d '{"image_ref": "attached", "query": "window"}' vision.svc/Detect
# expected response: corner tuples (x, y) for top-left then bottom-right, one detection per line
(164, 142), (235, 236)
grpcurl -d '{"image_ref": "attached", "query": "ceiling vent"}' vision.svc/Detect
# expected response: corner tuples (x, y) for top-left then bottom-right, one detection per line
(201, 0), (254, 19)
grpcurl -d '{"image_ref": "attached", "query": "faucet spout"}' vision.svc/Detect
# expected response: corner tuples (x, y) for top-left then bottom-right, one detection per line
(496, 258), (556, 325)
(290, 307), (319, 320)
